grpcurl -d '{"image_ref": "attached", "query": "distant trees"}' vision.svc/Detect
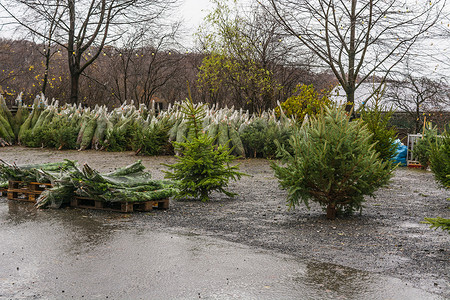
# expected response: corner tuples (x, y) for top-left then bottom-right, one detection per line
(0, 39), (192, 107)
(388, 74), (449, 133)
(0, 39), (65, 103)
(84, 20), (183, 107)
(196, 0), (324, 111)
(0, 0), (177, 104)
(1, 0), (446, 112)
(262, 0), (447, 111)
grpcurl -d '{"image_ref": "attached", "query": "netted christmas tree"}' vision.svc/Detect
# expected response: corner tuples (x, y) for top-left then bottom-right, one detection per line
(272, 106), (393, 219)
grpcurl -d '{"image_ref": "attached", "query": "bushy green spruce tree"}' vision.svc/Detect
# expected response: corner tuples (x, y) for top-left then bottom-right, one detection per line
(425, 131), (450, 233)
(164, 95), (245, 202)
(272, 106), (393, 219)
(430, 130), (450, 188)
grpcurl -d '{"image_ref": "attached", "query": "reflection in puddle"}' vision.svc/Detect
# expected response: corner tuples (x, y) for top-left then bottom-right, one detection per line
(305, 261), (371, 295)
(0, 200), (445, 300)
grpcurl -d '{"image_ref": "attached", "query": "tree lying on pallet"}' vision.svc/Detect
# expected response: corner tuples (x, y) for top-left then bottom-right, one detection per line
(0, 159), (75, 183)
(36, 160), (177, 209)
(164, 95), (246, 202)
(272, 106), (393, 220)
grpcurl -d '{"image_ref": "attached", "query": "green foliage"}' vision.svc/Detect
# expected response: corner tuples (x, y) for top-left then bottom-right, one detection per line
(275, 84), (331, 122)
(271, 106), (393, 219)
(105, 126), (131, 152)
(104, 118), (135, 152)
(132, 117), (175, 156)
(52, 118), (79, 150)
(20, 115), (78, 149)
(21, 125), (55, 148)
(240, 119), (292, 158)
(424, 134), (450, 233)
(423, 216), (450, 233)
(430, 131), (450, 188)
(164, 97), (245, 202)
(0, 114), (14, 143)
(197, 53), (280, 110)
(13, 103), (29, 139)
(196, 0), (282, 111)
(359, 93), (397, 165)
(413, 124), (440, 168)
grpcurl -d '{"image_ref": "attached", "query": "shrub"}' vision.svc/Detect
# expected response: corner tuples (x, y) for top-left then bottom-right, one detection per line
(21, 115), (78, 150)
(239, 119), (266, 158)
(21, 125), (56, 148)
(105, 121), (134, 152)
(275, 84), (331, 122)
(272, 106), (393, 219)
(164, 97), (245, 202)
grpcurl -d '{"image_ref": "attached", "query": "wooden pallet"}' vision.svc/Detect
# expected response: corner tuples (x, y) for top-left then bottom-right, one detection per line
(70, 197), (170, 213)
(28, 182), (52, 193)
(7, 181), (52, 202)
(407, 161), (424, 169)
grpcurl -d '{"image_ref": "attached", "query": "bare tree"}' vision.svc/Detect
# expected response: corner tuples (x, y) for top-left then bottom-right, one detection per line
(0, 39), (46, 103)
(0, 0), (176, 104)
(82, 21), (182, 107)
(262, 0), (446, 111)
(388, 74), (449, 133)
(196, 0), (319, 111)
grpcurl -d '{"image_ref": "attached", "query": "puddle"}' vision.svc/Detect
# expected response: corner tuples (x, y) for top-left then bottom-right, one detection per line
(400, 221), (428, 229)
(0, 200), (445, 299)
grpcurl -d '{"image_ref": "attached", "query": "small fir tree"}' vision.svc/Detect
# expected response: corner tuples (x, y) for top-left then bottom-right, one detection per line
(164, 94), (245, 202)
(359, 89), (397, 166)
(272, 106), (393, 219)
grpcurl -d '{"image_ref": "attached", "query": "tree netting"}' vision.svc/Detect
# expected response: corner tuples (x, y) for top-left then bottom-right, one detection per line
(0, 159), (177, 209)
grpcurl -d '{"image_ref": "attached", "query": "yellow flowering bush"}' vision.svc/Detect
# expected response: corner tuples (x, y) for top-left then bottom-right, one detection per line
(276, 84), (331, 121)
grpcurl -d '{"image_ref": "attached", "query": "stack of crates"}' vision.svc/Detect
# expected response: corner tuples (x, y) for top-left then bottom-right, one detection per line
(406, 134), (423, 168)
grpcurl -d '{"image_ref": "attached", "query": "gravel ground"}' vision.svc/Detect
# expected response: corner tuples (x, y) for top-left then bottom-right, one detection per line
(1, 146), (449, 298)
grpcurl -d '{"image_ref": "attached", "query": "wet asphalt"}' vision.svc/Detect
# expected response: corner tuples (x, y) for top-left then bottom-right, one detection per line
(0, 200), (445, 300)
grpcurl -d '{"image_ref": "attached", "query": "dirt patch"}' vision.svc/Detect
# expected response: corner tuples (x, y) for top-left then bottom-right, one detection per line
(1, 146), (449, 297)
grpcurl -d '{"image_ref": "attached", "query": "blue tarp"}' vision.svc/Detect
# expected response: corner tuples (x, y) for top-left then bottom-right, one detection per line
(391, 139), (407, 166)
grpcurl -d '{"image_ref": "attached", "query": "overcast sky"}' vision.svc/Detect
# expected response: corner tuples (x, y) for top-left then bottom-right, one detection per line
(1, 0), (448, 78)
(178, 0), (215, 31)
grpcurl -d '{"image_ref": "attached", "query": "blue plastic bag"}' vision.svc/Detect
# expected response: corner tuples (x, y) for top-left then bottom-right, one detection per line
(391, 139), (407, 166)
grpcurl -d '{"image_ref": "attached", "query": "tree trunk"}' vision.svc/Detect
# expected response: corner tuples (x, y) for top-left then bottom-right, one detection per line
(42, 48), (51, 96)
(346, 0), (357, 117)
(345, 87), (355, 114)
(70, 72), (80, 104)
(326, 203), (336, 220)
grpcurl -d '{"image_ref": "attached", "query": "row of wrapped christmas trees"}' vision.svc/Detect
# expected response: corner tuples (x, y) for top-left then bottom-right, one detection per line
(0, 93), (294, 158)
